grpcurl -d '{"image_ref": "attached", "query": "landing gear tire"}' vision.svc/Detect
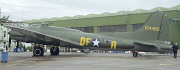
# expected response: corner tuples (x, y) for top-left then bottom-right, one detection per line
(33, 47), (44, 56)
(50, 47), (59, 55)
(133, 52), (138, 57)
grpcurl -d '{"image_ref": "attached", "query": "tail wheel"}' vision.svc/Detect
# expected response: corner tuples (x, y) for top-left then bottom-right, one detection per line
(33, 47), (44, 56)
(50, 47), (59, 55)
(133, 52), (138, 57)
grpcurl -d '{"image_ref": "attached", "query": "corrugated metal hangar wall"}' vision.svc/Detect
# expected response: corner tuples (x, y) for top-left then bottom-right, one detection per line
(37, 10), (180, 46)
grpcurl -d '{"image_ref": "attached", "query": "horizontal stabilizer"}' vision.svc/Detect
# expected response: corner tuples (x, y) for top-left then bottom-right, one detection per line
(133, 42), (159, 52)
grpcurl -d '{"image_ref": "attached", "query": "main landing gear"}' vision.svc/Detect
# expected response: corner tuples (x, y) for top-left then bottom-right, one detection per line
(32, 44), (59, 56)
(50, 47), (59, 55)
(33, 47), (44, 56)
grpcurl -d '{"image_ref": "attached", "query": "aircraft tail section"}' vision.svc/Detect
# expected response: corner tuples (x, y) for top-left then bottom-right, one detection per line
(130, 11), (170, 41)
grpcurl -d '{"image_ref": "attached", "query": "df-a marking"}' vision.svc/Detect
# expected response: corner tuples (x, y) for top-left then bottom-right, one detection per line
(80, 37), (117, 49)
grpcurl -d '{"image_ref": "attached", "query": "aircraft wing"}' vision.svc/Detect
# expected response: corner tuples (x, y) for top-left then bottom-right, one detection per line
(6, 26), (83, 48)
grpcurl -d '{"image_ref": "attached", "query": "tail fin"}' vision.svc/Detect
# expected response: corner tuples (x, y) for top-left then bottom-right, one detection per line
(131, 11), (170, 41)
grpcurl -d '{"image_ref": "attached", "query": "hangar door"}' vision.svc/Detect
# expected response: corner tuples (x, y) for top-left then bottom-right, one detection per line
(71, 26), (94, 33)
(98, 24), (127, 32)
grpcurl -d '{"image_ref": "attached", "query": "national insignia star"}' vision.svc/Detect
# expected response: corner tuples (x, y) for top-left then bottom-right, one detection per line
(92, 39), (100, 47)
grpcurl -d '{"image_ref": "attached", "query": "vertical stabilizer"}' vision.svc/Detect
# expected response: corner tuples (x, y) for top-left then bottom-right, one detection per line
(129, 11), (170, 41)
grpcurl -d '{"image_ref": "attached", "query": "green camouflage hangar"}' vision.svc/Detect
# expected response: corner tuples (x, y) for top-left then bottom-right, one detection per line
(29, 7), (180, 46)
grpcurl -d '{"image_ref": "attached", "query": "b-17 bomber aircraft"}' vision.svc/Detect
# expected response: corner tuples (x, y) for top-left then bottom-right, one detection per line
(6, 11), (173, 57)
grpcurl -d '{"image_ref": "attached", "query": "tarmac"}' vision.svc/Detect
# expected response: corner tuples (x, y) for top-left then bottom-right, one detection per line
(0, 52), (180, 70)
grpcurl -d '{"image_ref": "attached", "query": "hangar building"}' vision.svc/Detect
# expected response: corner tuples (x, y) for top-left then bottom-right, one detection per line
(38, 10), (180, 46)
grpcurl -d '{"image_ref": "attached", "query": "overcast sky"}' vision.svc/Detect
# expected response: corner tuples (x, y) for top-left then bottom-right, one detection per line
(0, 0), (180, 21)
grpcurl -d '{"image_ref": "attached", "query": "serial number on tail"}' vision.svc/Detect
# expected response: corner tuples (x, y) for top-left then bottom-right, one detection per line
(145, 26), (160, 31)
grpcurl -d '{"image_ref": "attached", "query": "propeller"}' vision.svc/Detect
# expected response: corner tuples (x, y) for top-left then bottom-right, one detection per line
(8, 36), (11, 49)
